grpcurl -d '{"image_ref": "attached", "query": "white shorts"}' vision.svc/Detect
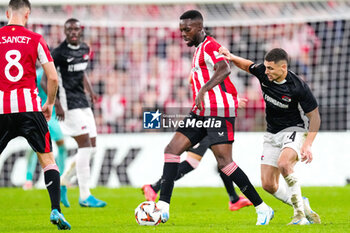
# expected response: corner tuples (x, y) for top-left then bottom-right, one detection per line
(59, 108), (97, 138)
(261, 127), (307, 167)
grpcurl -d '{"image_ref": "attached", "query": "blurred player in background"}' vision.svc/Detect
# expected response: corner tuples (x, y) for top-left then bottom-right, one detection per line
(220, 47), (321, 225)
(23, 67), (67, 190)
(51, 18), (106, 208)
(156, 10), (274, 225)
(142, 99), (253, 211)
(0, 0), (70, 229)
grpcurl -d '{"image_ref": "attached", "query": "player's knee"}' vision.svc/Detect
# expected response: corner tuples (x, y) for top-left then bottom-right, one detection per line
(277, 160), (292, 175)
(164, 143), (180, 155)
(262, 182), (277, 194)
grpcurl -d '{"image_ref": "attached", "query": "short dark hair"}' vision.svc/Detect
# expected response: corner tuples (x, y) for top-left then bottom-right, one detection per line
(264, 48), (289, 64)
(64, 18), (80, 26)
(180, 10), (203, 21)
(8, 0), (31, 11)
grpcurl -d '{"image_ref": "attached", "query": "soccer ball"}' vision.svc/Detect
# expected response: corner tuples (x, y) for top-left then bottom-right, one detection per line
(134, 201), (162, 226)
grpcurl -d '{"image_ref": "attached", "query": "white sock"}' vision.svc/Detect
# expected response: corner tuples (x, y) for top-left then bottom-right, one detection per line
(76, 147), (92, 200)
(284, 173), (304, 216)
(61, 157), (76, 186)
(255, 202), (269, 212)
(273, 183), (292, 206)
(157, 200), (169, 212)
(91, 147), (97, 157)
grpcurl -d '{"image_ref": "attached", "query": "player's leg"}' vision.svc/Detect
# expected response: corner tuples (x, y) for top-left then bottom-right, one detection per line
(279, 128), (320, 224)
(143, 138), (207, 201)
(211, 144), (273, 225)
(19, 112), (70, 229)
(48, 116), (67, 175)
(209, 117), (273, 225)
(37, 152), (71, 230)
(55, 139), (67, 174)
(157, 132), (194, 223)
(72, 133), (106, 208)
(23, 150), (37, 190)
(261, 164), (292, 205)
(143, 152), (202, 201)
(60, 157), (75, 207)
(278, 148), (309, 225)
(218, 168), (253, 211)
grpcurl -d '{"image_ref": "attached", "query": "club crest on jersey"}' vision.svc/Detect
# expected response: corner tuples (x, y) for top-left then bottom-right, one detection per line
(143, 110), (161, 129)
(281, 95), (291, 102)
(83, 54), (89, 60)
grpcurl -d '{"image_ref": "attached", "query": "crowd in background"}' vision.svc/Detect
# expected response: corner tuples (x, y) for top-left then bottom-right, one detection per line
(0, 2), (348, 133)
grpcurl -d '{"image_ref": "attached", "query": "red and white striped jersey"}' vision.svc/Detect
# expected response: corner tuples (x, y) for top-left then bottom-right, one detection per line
(0, 25), (53, 114)
(190, 36), (238, 117)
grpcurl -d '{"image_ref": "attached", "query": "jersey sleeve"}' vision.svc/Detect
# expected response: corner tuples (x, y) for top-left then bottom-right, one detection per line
(249, 63), (266, 81)
(51, 47), (61, 68)
(297, 81), (318, 113)
(204, 41), (226, 65)
(37, 36), (53, 64)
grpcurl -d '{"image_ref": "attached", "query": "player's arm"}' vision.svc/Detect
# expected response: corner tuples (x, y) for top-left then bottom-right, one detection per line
(219, 46), (254, 73)
(83, 72), (98, 104)
(41, 62), (58, 121)
(301, 107), (321, 164)
(195, 60), (231, 110)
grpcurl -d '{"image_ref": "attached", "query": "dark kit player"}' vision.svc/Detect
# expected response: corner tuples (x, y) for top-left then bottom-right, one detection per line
(220, 46), (321, 225)
(50, 18), (106, 208)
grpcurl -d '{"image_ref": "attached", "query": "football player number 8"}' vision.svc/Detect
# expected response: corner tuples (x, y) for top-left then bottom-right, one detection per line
(5, 50), (24, 82)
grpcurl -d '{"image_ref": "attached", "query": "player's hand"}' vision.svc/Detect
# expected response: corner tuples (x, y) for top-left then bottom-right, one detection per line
(300, 143), (313, 164)
(42, 103), (53, 122)
(238, 97), (248, 109)
(90, 92), (99, 104)
(195, 89), (205, 111)
(219, 46), (233, 60)
(55, 100), (65, 121)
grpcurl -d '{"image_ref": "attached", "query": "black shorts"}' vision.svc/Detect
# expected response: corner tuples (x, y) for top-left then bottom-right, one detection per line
(0, 112), (52, 154)
(187, 136), (210, 157)
(176, 112), (235, 148)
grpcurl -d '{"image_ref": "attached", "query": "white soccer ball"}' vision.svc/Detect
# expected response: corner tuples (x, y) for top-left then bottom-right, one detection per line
(134, 201), (162, 226)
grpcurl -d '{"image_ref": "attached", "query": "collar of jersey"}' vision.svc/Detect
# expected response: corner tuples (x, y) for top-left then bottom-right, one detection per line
(195, 35), (207, 48)
(67, 43), (81, 50)
(6, 24), (24, 27)
(273, 79), (287, 85)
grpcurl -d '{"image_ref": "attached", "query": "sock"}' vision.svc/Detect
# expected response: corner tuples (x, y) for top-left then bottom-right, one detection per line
(152, 159), (198, 193)
(151, 179), (162, 193)
(26, 151), (37, 181)
(255, 202), (270, 212)
(284, 173), (304, 216)
(56, 145), (67, 174)
(159, 153), (180, 204)
(91, 147), (97, 157)
(219, 170), (239, 203)
(175, 159), (196, 180)
(43, 164), (61, 212)
(221, 162), (263, 207)
(273, 183), (292, 206)
(61, 157), (76, 186)
(75, 147), (92, 200)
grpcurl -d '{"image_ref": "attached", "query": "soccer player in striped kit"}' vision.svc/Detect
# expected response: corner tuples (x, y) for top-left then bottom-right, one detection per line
(156, 10), (273, 225)
(0, 0), (70, 230)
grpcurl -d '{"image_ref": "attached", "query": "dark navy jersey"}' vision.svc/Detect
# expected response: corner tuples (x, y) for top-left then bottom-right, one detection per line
(249, 63), (318, 134)
(52, 40), (90, 110)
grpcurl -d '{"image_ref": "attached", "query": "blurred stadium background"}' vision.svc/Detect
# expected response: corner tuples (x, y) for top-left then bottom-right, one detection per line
(0, 0), (349, 188)
(1, 0), (349, 133)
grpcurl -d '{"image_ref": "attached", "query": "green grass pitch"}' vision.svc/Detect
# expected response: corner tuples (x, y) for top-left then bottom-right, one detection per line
(0, 186), (349, 232)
